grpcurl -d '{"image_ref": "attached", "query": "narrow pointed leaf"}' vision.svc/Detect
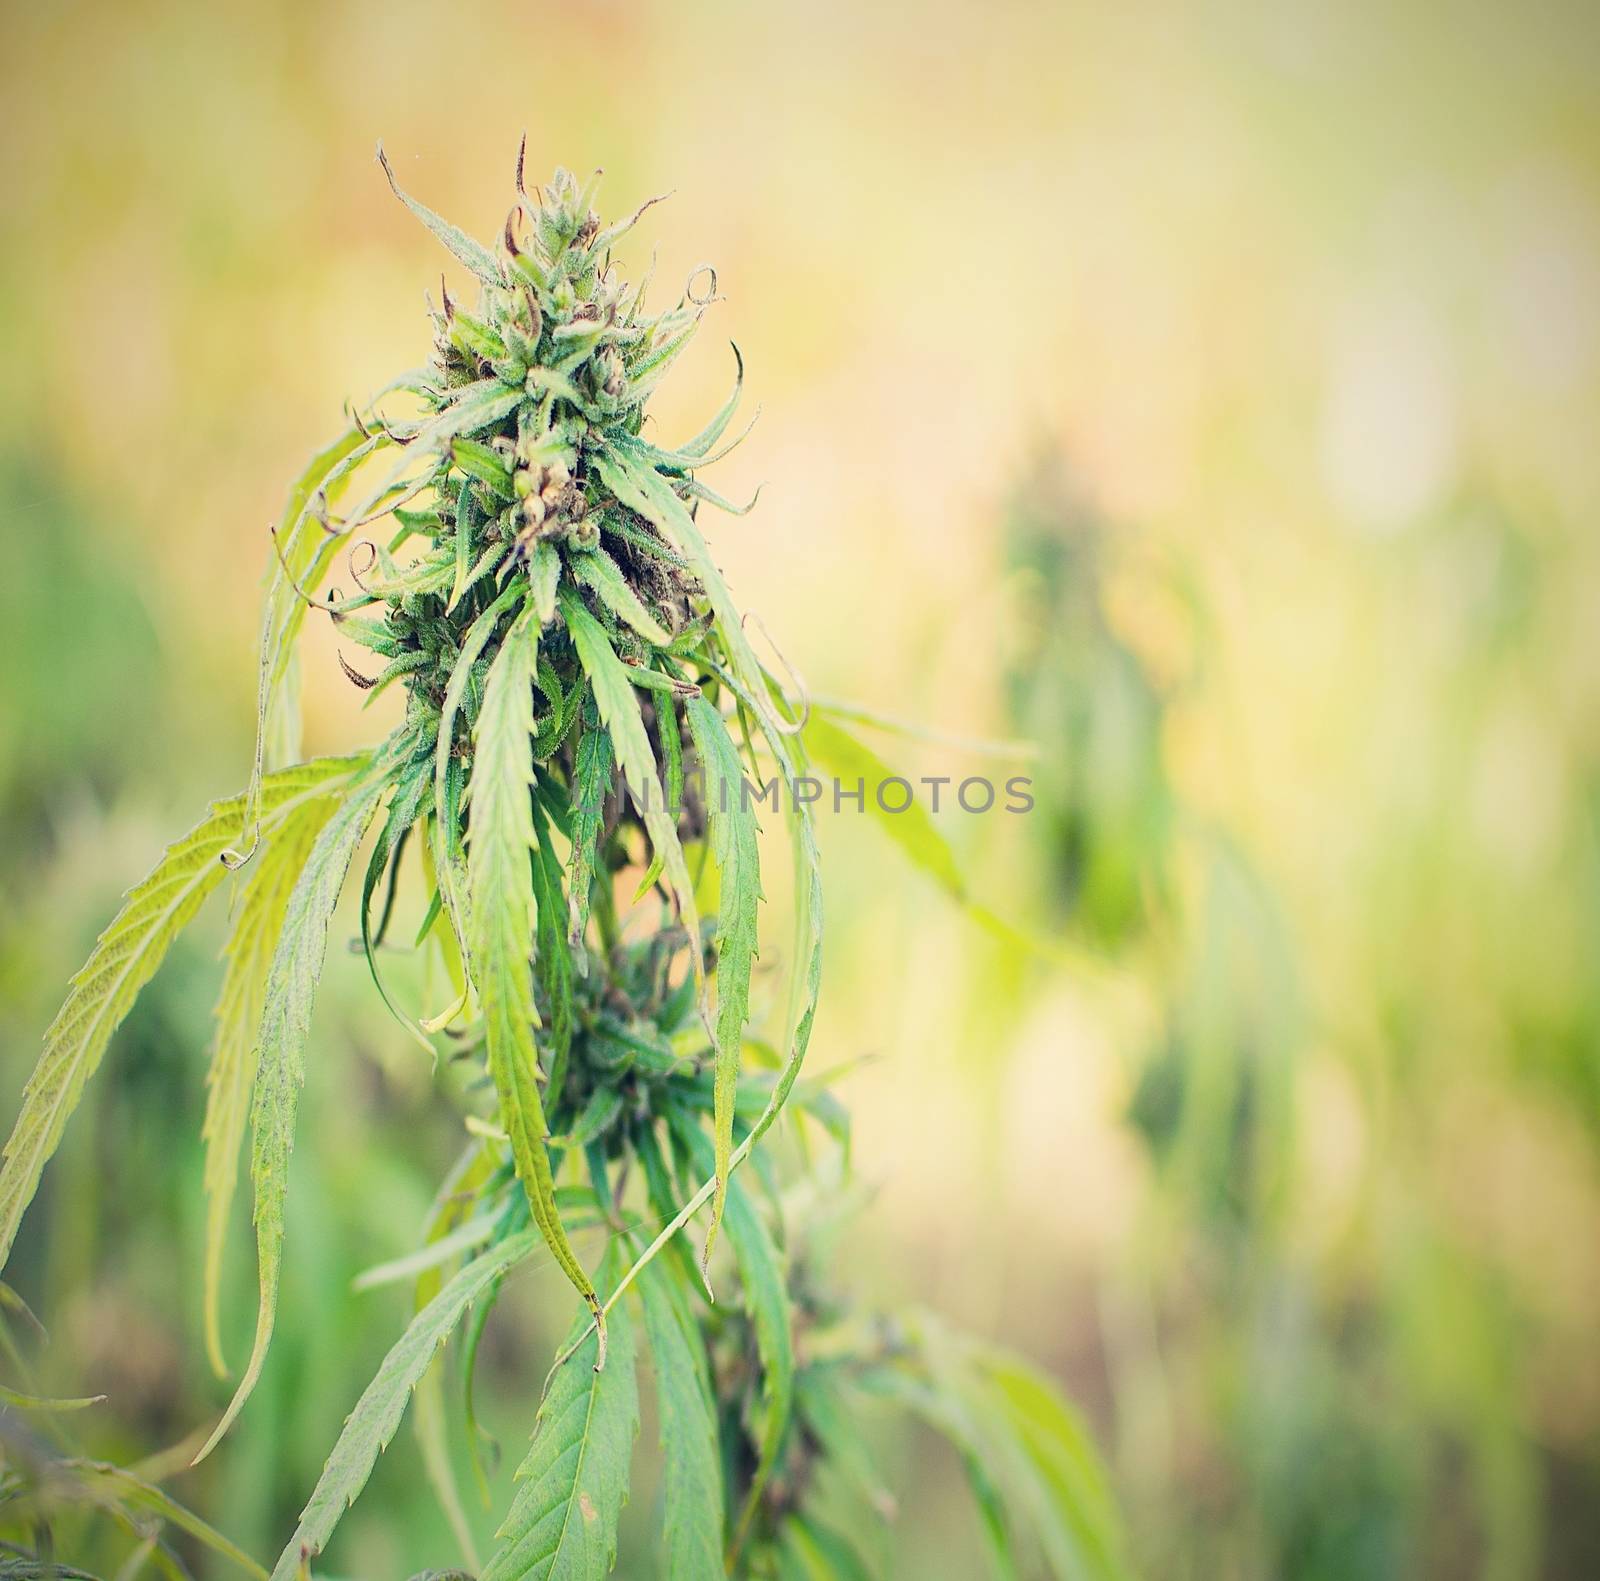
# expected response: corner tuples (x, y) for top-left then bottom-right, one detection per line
(568, 546), (672, 646)
(237, 431), (383, 860)
(672, 1117), (793, 1544)
(684, 697), (761, 1267)
(566, 722), (612, 949)
(432, 582), (525, 951)
(560, 592), (703, 1003)
(593, 447), (770, 722)
(379, 145), (504, 285)
(63, 1460), (266, 1578)
(0, 756), (365, 1276)
(803, 712), (964, 902)
(529, 539), (562, 626)
(268, 1232), (538, 1581)
(203, 788), (346, 1376)
(198, 769), (388, 1461)
(480, 1252), (639, 1581)
(466, 610), (598, 1323)
(635, 1256), (723, 1580)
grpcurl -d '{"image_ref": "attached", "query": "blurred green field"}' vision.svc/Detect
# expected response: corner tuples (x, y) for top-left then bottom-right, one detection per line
(1, 0), (1598, 1575)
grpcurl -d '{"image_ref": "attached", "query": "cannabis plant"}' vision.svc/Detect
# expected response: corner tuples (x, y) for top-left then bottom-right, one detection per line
(0, 149), (1125, 1578)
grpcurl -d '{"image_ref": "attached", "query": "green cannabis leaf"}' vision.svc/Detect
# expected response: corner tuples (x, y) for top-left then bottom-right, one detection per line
(269, 1231), (538, 1580)
(684, 695), (762, 1273)
(5, 145), (1130, 1581)
(202, 786), (347, 1376)
(0, 755), (364, 1276)
(200, 767), (389, 1460)
(635, 1255), (724, 1579)
(467, 608), (600, 1335)
(481, 1250), (640, 1581)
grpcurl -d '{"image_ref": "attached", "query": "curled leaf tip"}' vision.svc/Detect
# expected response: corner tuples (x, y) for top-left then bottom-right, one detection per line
(686, 264), (719, 307)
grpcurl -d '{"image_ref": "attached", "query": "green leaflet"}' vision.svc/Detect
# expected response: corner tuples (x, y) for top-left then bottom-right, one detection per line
(564, 1087), (624, 1151)
(568, 544), (672, 646)
(531, 795), (575, 1098)
(433, 581), (526, 955)
(198, 768), (388, 1462)
(721, 1169), (795, 1551)
(0, 1385), (105, 1412)
(804, 710), (1035, 956)
(233, 428), (379, 861)
(657, 343), (746, 466)
(802, 710), (965, 903)
(809, 695), (1038, 760)
(592, 447), (771, 717)
(672, 1117), (793, 1553)
(560, 591), (704, 1005)
(556, 695), (820, 1362)
(466, 610), (599, 1328)
(378, 144), (505, 285)
(268, 1231), (538, 1581)
(529, 538), (562, 626)
(775, 1516), (875, 1581)
(985, 1349), (1133, 1581)
(858, 1366), (1017, 1581)
(480, 1249), (640, 1581)
(566, 720), (613, 950)
(359, 744), (439, 1061)
(62, 1460), (266, 1578)
(870, 1314), (1133, 1581)
(635, 1255), (723, 1581)
(202, 787), (345, 1377)
(0, 755), (366, 1277)
(717, 677), (824, 1166)
(684, 697), (762, 1270)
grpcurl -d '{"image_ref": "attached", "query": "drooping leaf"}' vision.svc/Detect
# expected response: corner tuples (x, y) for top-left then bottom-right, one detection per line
(202, 788), (346, 1376)
(268, 1232), (538, 1581)
(635, 1255), (723, 1581)
(479, 1250), (640, 1581)
(561, 591), (703, 1004)
(0, 756), (365, 1276)
(985, 1348), (1132, 1581)
(684, 696), (762, 1269)
(466, 609), (599, 1328)
(198, 767), (389, 1461)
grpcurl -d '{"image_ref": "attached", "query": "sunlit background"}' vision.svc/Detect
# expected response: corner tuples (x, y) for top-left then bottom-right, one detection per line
(2, 0), (1598, 1575)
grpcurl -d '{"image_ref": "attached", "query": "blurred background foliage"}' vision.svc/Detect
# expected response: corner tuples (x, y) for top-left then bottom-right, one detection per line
(1, 0), (1598, 1575)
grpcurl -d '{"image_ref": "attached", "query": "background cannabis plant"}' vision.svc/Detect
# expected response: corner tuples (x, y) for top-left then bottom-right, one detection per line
(0, 151), (1124, 1579)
